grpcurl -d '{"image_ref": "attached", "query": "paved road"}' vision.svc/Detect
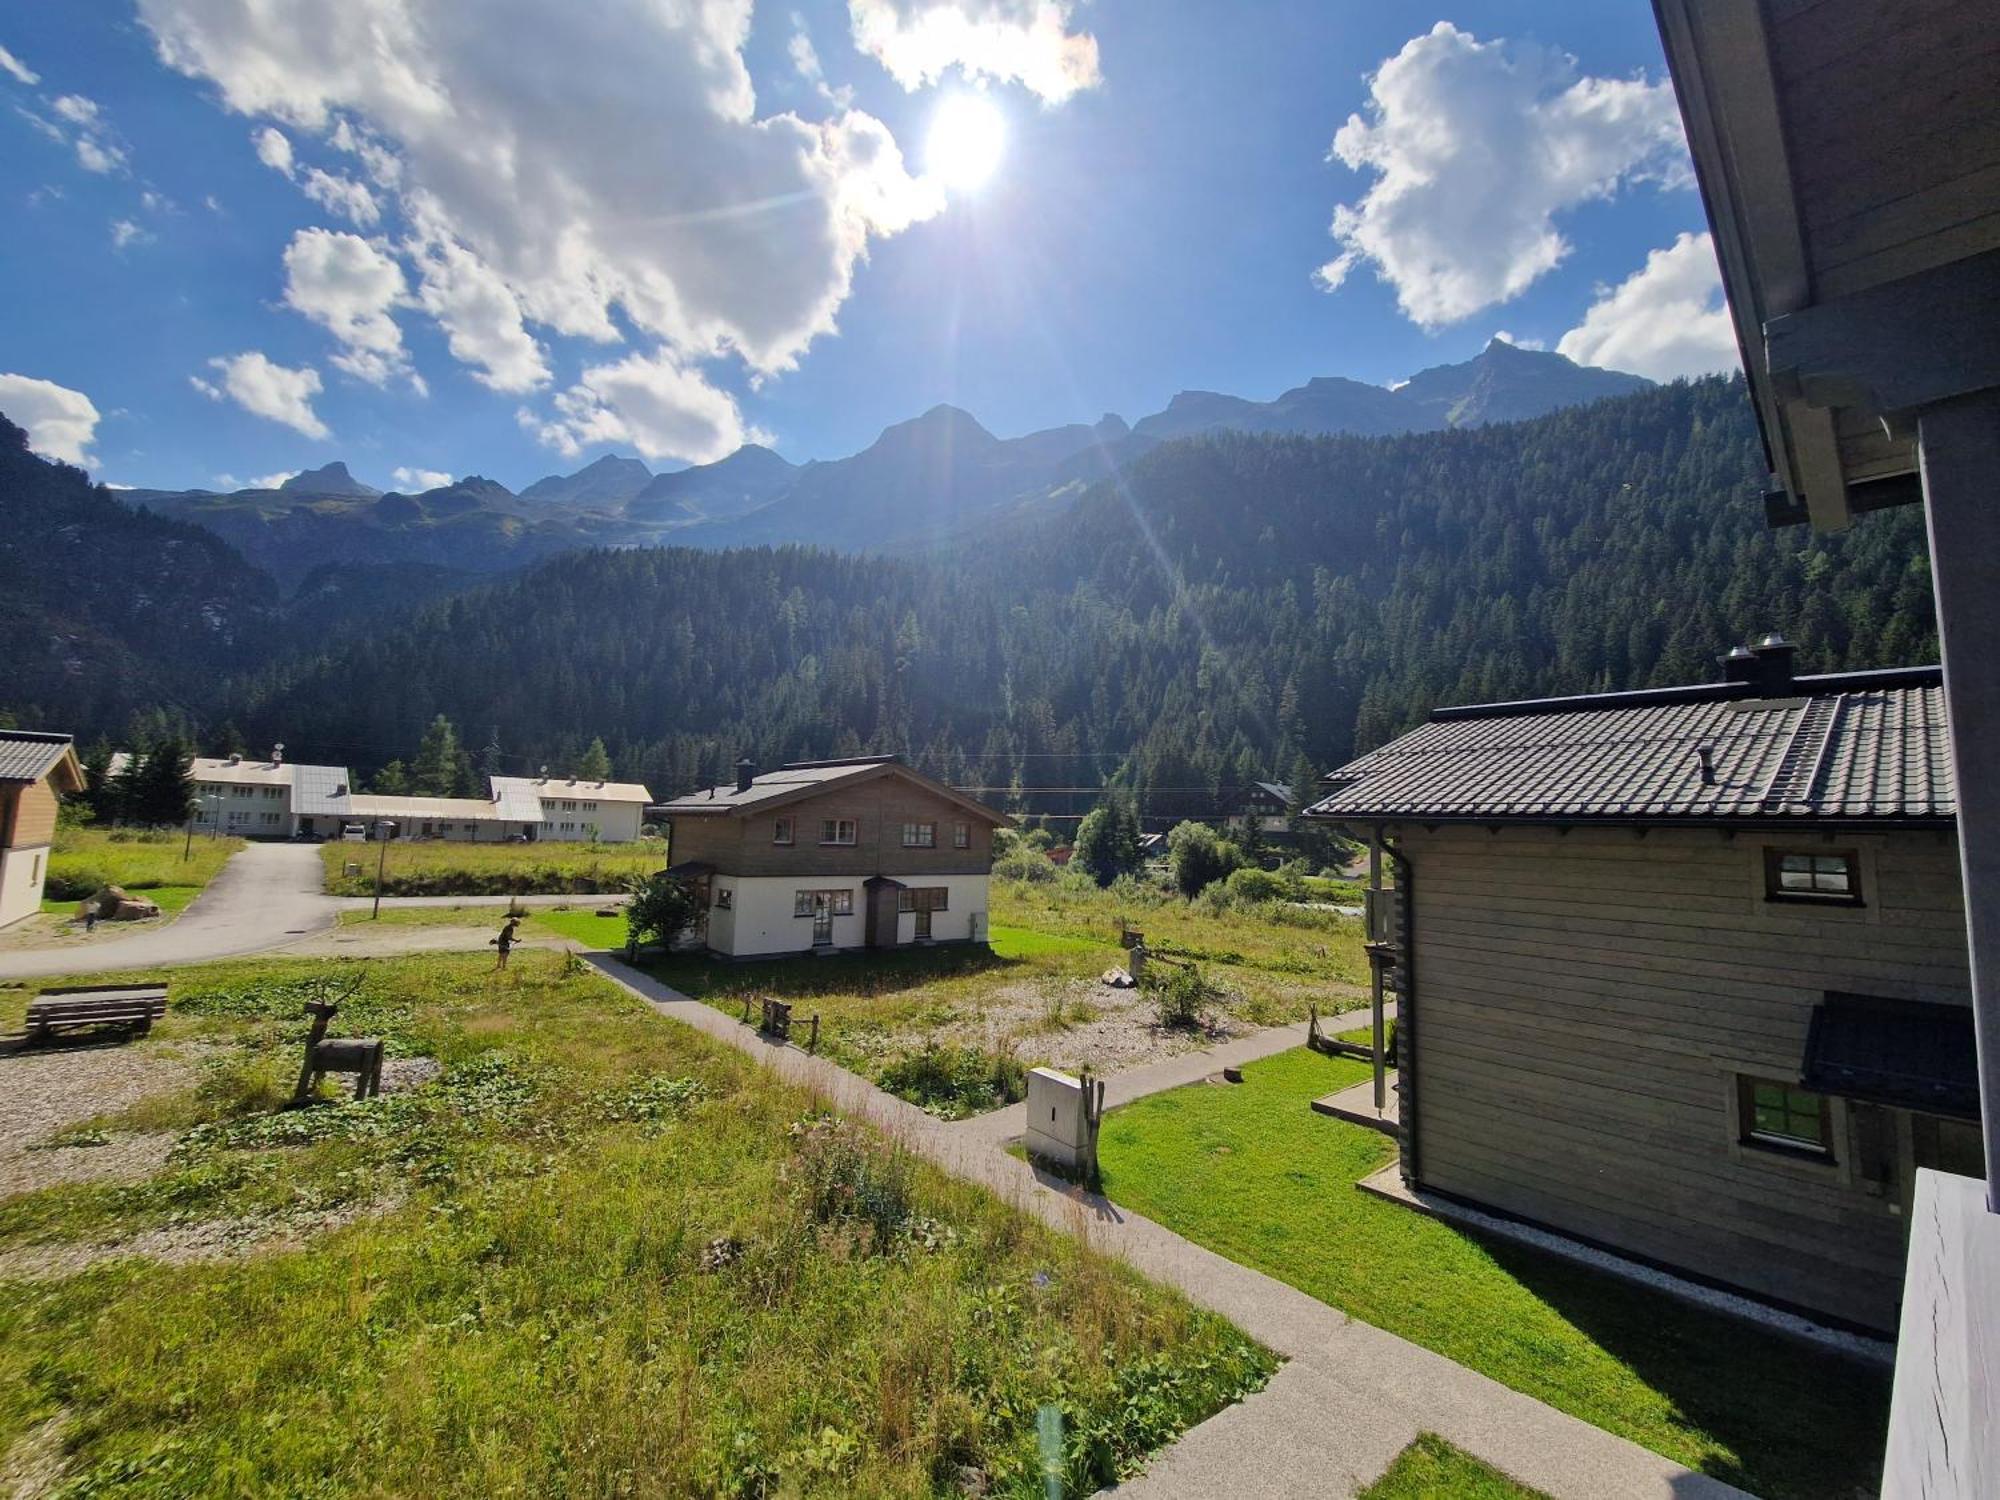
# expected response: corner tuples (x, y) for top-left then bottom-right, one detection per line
(0, 845), (338, 980)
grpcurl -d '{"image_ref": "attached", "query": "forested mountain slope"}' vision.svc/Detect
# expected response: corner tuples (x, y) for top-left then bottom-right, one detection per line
(231, 377), (1934, 817)
(0, 416), (282, 733)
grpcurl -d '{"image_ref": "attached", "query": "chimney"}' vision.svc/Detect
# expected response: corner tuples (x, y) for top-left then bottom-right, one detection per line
(227, 752), (242, 766)
(735, 757), (757, 794)
(1718, 645), (1758, 685)
(1749, 632), (1796, 697)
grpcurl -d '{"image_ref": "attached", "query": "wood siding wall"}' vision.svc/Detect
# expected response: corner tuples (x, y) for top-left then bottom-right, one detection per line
(4, 779), (58, 850)
(1400, 823), (1969, 1331)
(669, 778), (994, 879)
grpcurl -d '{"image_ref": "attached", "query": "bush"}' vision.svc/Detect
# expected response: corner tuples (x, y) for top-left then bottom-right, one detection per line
(44, 866), (110, 902)
(1222, 867), (1287, 904)
(992, 844), (1058, 883)
(626, 872), (705, 948)
(786, 1114), (920, 1248)
(1145, 963), (1218, 1031)
(877, 1044), (1027, 1120)
(1165, 822), (1244, 899)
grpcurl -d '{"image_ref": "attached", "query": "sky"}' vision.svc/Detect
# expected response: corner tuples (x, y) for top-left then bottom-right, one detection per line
(0, 2), (1737, 494)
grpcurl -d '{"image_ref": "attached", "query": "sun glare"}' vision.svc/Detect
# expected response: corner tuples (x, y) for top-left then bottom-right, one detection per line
(926, 94), (1006, 191)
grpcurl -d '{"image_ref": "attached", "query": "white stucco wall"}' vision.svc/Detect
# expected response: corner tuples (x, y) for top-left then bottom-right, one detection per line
(887, 873), (991, 945)
(0, 844), (50, 929)
(705, 872), (991, 957)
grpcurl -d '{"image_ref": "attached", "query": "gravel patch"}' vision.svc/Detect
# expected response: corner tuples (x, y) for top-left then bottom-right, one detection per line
(380, 1056), (442, 1093)
(0, 1414), (68, 1500)
(930, 976), (1249, 1074)
(0, 1195), (402, 1282)
(0, 1046), (195, 1197)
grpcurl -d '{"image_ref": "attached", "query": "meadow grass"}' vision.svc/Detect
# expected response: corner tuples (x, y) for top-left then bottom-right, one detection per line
(45, 828), (243, 902)
(320, 839), (662, 896)
(1359, 1435), (1548, 1499)
(534, 908), (632, 948)
(1096, 1047), (1889, 1500)
(0, 952), (1272, 1496)
(336, 904), (534, 928)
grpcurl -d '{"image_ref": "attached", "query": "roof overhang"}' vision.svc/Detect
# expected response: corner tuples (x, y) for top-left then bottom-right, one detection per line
(659, 761), (1014, 829)
(1313, 812), (1956, 836)
(1652, 0), (2000, 531)
(1802, 992), (1979, 1119)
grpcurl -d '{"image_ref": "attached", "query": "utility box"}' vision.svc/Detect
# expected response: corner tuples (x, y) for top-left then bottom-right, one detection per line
(1025, 1066), (1104, 1175)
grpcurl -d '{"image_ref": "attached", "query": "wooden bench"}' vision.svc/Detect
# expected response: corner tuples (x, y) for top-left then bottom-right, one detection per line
(24, 983), (171, 1045)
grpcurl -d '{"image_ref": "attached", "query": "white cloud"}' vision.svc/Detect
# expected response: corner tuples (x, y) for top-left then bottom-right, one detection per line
(192, 351), (330, 438)
(408, 232), (548, 392)
(392, 465), (451, 490)
(0, 43), (38, 86)
(1557, 231), (1740, 380)
(531, 349), (756, 465)
(1318, 22), (1688, 328)
(49, 93), (129, 174)
(849, 0), (1099, 103)
(789, 17), (855, 109)
(139, 0), (948, 449)
(0, 372), (101, 465)
(1490, 330), (1544, 351)
(302, 166), (379, 224)
(280, 227), (413, 387)
(110, 217), (152, 249)
(211, 470), (300, 490)
(252, 124), (294, 175)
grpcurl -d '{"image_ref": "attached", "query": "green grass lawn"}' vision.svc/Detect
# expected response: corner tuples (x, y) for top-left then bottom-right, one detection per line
(1360, 1434), (1548, 1499)
(41, 884), (203, 921)
(320, 839), (663, 897)
(336, 904), (533, 928)
(986, 922), (1117, 962)
(45, 827), (244, 903)
(534, 908), (631, 947)
(0, 952), (1272, 1496)
(1096, 1047), (1890, 1500)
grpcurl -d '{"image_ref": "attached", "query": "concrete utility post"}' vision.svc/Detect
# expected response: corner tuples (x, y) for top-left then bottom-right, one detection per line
(371, 820), (396, 919)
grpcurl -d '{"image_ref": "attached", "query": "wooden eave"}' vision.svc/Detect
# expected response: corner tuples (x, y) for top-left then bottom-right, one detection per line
(1653, 0), (2000, 531)
(663, 762), (1014, 829)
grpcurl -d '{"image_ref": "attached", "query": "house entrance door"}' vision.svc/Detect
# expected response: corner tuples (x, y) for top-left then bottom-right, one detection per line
(913, 907), (932, 941)
(812, 895), (834, 947)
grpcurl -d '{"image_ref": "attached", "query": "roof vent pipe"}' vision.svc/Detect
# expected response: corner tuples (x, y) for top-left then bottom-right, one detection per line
(1749, 632), (1796, 697)
(271, 742), (284, 766)
(736, 757), (757, 794)
(1695, 744), (1716, 786)
(227, 752), (242, 766)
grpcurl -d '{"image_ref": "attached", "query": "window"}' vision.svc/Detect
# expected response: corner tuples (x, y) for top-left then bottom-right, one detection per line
(1765, 848), (1861, 904)
(562, 799), (577, 811)
(794, 889), (854, 917)
(898, 887), (950, 913)
(582, 801), (597, 811)
(715, 888), (734, 911)
(773, 816), (795, 845)
(819, 818), (857, 846)
(902, 820), (935, 848)
(1737, 1076), (1833, 1157)
(952, 821), (970, 849)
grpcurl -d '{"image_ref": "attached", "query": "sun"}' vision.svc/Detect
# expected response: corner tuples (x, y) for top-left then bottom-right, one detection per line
(925, 94), (1006, 191)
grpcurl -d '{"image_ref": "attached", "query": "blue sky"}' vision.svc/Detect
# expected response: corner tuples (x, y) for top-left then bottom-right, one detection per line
(0, 2), (1733, 493)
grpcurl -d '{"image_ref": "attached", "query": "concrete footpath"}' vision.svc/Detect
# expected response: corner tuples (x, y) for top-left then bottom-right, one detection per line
(587, 956), (1751, 1500)
(0, 844), (338, 981)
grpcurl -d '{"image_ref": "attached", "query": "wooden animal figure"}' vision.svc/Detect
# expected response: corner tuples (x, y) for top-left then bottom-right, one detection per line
(293, 996), (386, 1105)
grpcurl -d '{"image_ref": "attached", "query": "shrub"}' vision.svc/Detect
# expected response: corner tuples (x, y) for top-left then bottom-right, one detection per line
(993, 844), (1058, 883)
(626, 872), (705, 948)
(1165, 822), (1243, 899)
(877, 1043), (1027, 1120)
(1145, 963), (1218, 1031)
(786, 1114), (919, 1247)
(1222, 867), (1287, 904)
(44, 866), (110, 902)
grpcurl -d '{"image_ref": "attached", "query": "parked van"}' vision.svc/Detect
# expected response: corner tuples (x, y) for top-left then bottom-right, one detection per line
(341, 824), (367, 842)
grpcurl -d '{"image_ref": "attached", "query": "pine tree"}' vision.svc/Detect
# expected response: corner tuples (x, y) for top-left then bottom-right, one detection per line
(411, 715), (467, 796)
(577, 736), (612, 782)
(372, 759), (412, 795)
(132, 738), (195, 826)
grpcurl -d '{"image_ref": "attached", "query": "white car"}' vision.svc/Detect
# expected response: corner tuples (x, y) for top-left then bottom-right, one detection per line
(340, 824), (367, 842)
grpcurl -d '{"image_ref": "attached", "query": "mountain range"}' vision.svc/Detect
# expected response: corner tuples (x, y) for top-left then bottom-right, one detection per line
(123, 340), (1652, 582)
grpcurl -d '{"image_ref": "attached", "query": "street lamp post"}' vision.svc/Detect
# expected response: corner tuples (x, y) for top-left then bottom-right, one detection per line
(372, 821), (396, 919)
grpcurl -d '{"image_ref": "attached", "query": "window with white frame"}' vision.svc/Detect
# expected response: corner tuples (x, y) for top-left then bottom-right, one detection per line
(902, 820), (935, 848)
(819, 818), (857, 846)
(773, 815), (795, 845)
(794, 889), (854, 917)
(952, 821), (970, 849)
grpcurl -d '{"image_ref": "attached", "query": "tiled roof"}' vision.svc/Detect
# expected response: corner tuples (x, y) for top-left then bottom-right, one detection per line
(0, 731), (74, 784)
(1309, 668), (1952, 825)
